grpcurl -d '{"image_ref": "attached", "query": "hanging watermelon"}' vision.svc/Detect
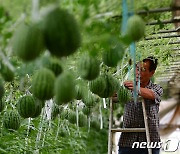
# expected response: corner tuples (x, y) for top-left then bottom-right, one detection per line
(12, 22), (44, 62)
(89, 76), (106, 96)
(82, 92), (95, 108)
(31, 99), (43, 118)
(55, 72), (76, 105)
(78, 113), (87, 127)
(98, 74), (117, 98)
(0, 78), (4, 99)
(75, 84), (88, 100)
(68, 111), (77, 124)
(32, 68), (55, 100)
(42, 7), (81, 57)
(78, 54), (100, 81)
(82, 106), (92, 116)
(125, 15), (145, 42)
(3, 110), (21, 131)
(0, 62), (14, 82)
(0, 99), (5, 112)
(17, 95), (36, 118)
(117, 86), (131, 107)
(45, 57), (63, 76)
(102, 43), (125, 67)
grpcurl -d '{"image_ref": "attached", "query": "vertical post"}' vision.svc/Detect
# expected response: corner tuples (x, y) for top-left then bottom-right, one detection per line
(108, 99), (113, 154)
(142, 99), (152, 154)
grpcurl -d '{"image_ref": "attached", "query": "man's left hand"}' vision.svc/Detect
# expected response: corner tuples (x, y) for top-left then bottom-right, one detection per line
(124, 81), (134, 90)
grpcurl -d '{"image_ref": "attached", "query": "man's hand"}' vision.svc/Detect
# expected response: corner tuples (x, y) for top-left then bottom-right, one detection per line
(124, 81), (134, 90)
(112, 93), (118, 102)
(123, 80), (155, 100)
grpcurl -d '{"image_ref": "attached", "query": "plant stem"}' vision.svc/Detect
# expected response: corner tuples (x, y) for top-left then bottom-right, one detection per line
(88, 116), (91, 132)
(99, 102), (103, 129)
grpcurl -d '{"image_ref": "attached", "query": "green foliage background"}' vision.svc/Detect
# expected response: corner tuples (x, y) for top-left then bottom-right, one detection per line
(0, 0), (178, 153)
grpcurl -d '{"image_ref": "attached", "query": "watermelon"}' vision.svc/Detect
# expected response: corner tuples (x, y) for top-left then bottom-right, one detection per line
(46, 57), (63, 76)
(59, 127), (68, 137)
(117, 86), (131, 107)
(82, 106), (91, 116)
(32, 68), (55, 100)
(75, 85), (87, 100)
(98, 74), (117, 98)
(78, 54), (100, 80)
(31, 99), (43, 118)
(113, 78), (120, 92)
(68, 111), (76, 124)
(17, 95), (36, 118)
(55, 72), (76, 105)
(3, 110), (21, 131)
(78, 113), (87, 127)
(42, 7), (81, 57)
(12, 22), (44, 62)
(91, 119), (100, 130)
(112, 103), (119, 110)
(0, 62), (14, 82)
(126, 15), (145, 42)
(75, 80), (88, 100)
(0, 99), (5, 112)
(83, 93), (95, 108)
(102, 43), (125, 67)
(0, 78), (4, 99)
(89, 76), (106, 96)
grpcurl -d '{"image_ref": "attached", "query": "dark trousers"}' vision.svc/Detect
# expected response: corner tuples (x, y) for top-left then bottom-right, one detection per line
(118, 147), (160, 154)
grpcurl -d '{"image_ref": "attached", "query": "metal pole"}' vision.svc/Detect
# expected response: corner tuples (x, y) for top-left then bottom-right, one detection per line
(145, 34), (180, 40)
(108, 99), (113, 154)
(142, 99), (152, 154)
(146, 18), (180, 25)
(111, 7), (180, 19)
(137, 6), (180, 15)
(151, 27), (180, 34)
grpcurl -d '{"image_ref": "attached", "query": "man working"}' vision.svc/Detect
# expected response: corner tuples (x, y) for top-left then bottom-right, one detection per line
(116, 56), (163, 154)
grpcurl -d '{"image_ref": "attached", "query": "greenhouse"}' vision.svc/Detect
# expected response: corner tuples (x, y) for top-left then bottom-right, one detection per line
(0, 0), (179, 154)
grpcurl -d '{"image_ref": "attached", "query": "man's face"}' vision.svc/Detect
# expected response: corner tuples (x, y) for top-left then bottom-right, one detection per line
(136, 61), (154, 84)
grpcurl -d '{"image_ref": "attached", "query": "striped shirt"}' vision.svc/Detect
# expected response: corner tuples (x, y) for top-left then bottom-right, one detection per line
(118, 80), (163, 147)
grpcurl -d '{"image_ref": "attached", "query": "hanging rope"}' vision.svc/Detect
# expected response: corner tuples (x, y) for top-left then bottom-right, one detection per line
(121, 0), (138, 103)
(121, 0), (128, 35)
(130, 42), (138, 103)
(128, 0), (138, 103)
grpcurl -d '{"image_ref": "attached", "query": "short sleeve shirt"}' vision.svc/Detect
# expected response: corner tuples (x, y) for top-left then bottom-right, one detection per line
(118, 80), (163, 147)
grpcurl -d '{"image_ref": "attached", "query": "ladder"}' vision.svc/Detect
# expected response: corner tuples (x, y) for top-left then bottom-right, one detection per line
(108, 98), (152, 154)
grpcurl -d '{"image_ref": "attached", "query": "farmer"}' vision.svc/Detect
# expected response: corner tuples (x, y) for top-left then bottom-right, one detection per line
(113, 56), (163, 154)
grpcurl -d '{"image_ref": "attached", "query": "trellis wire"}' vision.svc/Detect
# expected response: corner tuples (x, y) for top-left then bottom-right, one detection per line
(76, 100), (80, 134)
(41, 100), (53, 148)
(99, 101), (103, 129)
(55, 114), (61, 140)
(111, 6), (180, 19)
(25, 118), (31, 153)
(103, 98), (107, 108)
(35, 107), (46, 152)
